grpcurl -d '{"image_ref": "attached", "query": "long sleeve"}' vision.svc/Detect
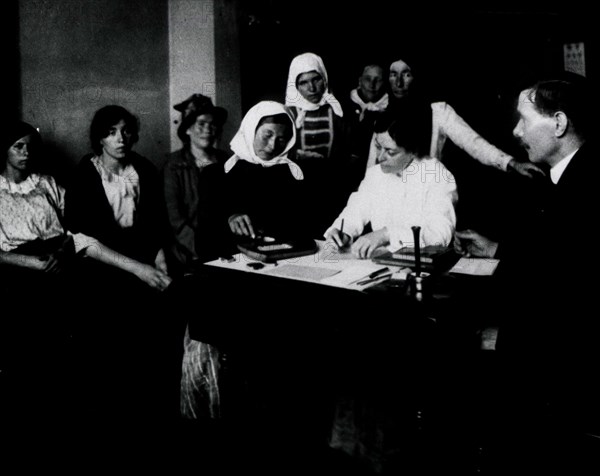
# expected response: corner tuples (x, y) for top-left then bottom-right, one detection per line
(430, 102), (513, 171)
(384, 160), (457, 249)
(162, 160), (198, 262)
(365, 133), (378, 170)
(412, 160), (458, 247)
(326, 161), (457, 250)
(324, 174), (374, 239)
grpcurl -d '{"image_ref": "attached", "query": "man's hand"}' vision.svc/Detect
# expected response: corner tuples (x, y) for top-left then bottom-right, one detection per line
(454, 229), (498, 258)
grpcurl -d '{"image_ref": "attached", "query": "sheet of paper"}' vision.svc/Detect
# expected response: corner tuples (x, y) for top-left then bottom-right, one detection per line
(450, 257), (500, 276)
(320, 264), (386, 287)
(263, 264), (340, 282)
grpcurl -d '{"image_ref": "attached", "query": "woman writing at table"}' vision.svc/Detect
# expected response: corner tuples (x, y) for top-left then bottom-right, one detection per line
(325, 106), (458, 259)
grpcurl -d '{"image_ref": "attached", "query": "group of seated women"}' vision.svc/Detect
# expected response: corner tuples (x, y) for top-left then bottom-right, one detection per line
(2, 50), (539, 442)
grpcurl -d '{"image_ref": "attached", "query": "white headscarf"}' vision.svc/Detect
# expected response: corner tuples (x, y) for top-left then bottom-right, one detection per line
(285, 52), (344, 128)
(224, 101), (304, 180)
(350, 89), (389, 121)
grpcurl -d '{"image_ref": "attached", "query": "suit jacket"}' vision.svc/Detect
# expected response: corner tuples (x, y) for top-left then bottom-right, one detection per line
(495, 141), (599, 428)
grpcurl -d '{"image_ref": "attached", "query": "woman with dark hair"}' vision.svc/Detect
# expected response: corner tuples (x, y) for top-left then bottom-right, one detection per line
(0, 121), (82, 422)
(364, 57), (544, 178)
(325, 107), (458, 259)
(65, 105), (171, 290)
(0, 121), (75, 272)
(64, 105), (178, 425)
(163, 94), (229, 275)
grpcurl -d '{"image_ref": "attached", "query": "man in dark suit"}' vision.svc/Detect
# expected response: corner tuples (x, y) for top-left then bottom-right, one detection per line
(454, 74), (599, 474)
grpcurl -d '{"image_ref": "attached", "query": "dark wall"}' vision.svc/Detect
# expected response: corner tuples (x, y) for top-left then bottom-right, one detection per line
(19, 0), (170, 180)
(237, 3), (597, 238)
(239, 4), (595, 127)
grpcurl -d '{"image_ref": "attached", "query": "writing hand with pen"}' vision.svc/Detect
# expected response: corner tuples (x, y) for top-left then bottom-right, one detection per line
(326, 223), (390, 259)
(326, 228), (352, 250)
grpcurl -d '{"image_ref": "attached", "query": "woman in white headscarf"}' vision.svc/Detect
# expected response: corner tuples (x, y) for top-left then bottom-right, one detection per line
(224, 101), (310, 240)
(285, 52), (344, 161)
(284, 52), (350, 235)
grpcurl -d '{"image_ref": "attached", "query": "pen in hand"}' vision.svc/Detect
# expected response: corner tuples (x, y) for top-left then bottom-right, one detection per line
(332, 218), (349, 249)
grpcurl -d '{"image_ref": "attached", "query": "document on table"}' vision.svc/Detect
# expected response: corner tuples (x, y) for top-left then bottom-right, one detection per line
(320, 264), (388, 287)
(264, 264), (341, 282)
(449, 257), (500, 276)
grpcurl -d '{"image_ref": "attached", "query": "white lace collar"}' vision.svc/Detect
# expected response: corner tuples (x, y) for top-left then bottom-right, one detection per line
(0, 173), (41, 194)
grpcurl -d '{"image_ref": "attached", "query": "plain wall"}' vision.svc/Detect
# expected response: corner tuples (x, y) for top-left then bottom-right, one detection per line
(168, 0), (242, 154)
(169, 0), (216, 153)
(19, 0), (170, 174)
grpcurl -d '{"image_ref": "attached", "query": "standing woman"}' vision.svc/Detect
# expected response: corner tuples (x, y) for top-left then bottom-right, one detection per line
(285, 52), (348, 236)
(163, 94), (229, 275)
(64, 105), (178, 425)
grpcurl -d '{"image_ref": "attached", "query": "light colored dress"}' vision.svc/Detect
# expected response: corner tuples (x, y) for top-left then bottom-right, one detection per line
(0, 173), (91, 252)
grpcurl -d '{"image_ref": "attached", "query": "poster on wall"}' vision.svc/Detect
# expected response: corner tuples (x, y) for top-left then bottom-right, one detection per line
(563, 42), (586, 76)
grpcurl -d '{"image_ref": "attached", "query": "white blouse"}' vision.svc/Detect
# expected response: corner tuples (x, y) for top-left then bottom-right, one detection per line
(91, 156), (140, 227)
(367, 101), (513, 172)
(325, 160), (457, 250)
(0, 173), (95, 253)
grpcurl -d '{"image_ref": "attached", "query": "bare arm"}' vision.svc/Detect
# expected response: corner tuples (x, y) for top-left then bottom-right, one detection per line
(83, 241), (172, 291)
(0, 250), (47, 271)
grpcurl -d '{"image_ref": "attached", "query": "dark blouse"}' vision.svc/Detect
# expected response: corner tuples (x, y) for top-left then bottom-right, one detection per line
(163, 147), (229, 270)
(65, 152), (168, 265)
(223, 160), (311, 241)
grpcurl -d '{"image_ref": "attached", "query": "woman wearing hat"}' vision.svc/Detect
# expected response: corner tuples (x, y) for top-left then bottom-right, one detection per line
(163, 93), (229, 275)
(164, 95), (229, 420)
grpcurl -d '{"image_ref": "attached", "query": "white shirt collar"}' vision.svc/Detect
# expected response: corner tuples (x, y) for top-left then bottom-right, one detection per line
(550, 148), (579, 184)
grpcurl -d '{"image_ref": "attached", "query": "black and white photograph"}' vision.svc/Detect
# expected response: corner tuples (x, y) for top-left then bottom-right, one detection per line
(1, 1), (598, 473)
